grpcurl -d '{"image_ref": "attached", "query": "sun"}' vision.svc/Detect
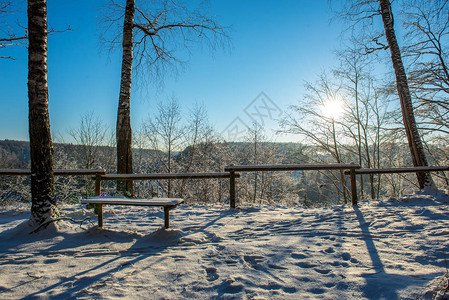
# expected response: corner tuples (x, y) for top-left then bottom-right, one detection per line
(321, 98), (345, 120)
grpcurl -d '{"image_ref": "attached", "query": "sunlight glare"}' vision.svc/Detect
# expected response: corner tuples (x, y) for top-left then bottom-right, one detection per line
(321, 98), (345, 120)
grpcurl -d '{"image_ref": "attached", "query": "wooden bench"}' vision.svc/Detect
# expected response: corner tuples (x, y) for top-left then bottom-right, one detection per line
(82, 196), (184, 229)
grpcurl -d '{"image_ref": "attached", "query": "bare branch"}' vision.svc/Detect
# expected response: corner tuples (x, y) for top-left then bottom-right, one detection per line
(100, 0), (230, 84)
(402, 0), (449, 135)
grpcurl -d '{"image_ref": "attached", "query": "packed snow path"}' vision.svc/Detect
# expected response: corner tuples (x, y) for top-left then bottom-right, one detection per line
(0, 194), (448, 299)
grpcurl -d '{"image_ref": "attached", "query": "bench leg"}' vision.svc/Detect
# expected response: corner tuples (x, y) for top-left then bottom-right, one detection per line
(94, 204), (104, 228)
(98, 204), (103, 227)
(164, 207), (170, 228)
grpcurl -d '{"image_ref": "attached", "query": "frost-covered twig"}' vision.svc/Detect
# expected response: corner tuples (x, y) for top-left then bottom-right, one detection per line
(27, 272), (42, 279)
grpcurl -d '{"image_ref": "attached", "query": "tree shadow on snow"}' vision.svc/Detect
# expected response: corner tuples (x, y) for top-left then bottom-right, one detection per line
(0, 221), (184, 299)
(353, 206), (440, 299)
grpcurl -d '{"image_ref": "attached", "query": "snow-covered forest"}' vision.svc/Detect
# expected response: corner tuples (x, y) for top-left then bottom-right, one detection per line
(1, 135), (448, 207)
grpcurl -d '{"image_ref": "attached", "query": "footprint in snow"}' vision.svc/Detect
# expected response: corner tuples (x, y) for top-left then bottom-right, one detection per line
(309, 287), (326, 294)
(283, 286), (298, 294)
(171, 255), (186, 261)
(243, 255), (265, 269)
(268, 263), (288, 270)
(324, 247), (335, 254)
(261, 282), (283, 290)
(291, 253), (307, 260)
(350, 258), (359, 264)
(314, 268), (332, 274)
(341, 252), (351, 261)
(330, 260), (349, 268)
(297, 261), (317, 268)
(205, 267), (219, 281)
(225, 259), (238, 264)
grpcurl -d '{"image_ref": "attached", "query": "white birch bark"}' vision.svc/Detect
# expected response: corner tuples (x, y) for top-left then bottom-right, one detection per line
(116, 0), (135, 196)
(379, 0), (437, 192)
(27, 0), (59, 227)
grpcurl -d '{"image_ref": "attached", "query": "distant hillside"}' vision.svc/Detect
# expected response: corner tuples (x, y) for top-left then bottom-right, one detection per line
(0, 140), (162, 170)
(0, 140), (31, 167)
(0, 140), (308, 168)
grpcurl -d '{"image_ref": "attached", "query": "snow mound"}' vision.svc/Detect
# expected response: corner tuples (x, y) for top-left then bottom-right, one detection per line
(421, 273), (449, 300)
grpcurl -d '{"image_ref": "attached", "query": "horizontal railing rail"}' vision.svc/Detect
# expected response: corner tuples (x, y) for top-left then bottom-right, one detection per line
(225, 163), (361, 208)
(92, 172), (241, 201)
(225, 163), (360, 172)
(344, 166), (449, 175)
(99, 172), (240, 180)
(0, 169), (106, 203)
(0, 168), (106, 176)
(344, 166), (449, 202)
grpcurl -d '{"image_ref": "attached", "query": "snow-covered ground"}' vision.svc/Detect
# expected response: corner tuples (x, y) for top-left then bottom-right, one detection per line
(1, 193), (449, 299)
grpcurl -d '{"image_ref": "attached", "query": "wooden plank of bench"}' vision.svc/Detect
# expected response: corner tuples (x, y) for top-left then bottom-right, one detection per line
(81, 196), (184, 228)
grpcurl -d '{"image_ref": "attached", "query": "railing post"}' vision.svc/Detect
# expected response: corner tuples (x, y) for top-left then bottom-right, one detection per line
(95, 174), (102, 196)
(229, 168), (236, 209)
(350, 167), (358, 206)
(94, 174), (103, 227)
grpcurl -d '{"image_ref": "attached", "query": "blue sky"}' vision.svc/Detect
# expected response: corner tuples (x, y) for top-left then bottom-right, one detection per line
(0, 0), (344, 143)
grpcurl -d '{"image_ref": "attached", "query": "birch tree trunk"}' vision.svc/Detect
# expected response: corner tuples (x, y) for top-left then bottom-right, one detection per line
(27, 0), (59, 227)
(379, 0), (436, 191)
(116, 0), (135, 196)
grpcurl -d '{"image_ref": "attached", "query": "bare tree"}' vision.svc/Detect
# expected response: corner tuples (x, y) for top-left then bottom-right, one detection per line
(132, 124), (149, 174)
(144, 97), (185, 197)
(181, 103), (214, 173)
(0, 1), (27, 59)
(115, 0), (135, 196)
(68, 113), (107, 170)
(337, 0), (436, 191)
(403, 0), (449, 136)
(68, 113), (108, 197)
(334, 48), (369, 196)
(246, 122), (266, 203)
(102, 0), (228, 196)
(178, 103), (211, 195)
(177, 104), (223, 202)
(281, 73), (349, 204)
(27, 0), (59, 228)
(334, 47), (390, 199)
(282, 65), (394, 202)
(379, 0), (436, 190)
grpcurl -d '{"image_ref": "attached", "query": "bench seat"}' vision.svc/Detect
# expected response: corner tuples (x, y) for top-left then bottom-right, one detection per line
(82, 196), (184, 228)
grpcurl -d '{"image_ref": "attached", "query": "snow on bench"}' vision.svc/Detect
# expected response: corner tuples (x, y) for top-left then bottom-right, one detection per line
(82, 196), (184, 229)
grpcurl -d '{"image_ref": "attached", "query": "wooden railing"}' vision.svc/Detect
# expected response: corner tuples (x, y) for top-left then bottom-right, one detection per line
(344, 166), (449, 200)
(344, 166), (449, 175)
(0, 169), (106, 202)
(2, 165), (446, 209)
(0, 169), (106, 176)
(224, 163), (361, 207)
(93, 172), (241, 200)
(0, 169), (239, 206)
